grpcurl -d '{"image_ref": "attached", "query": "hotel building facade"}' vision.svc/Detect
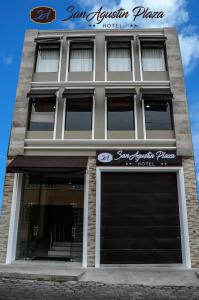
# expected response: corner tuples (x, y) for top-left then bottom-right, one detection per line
(0, 28), (198, 268)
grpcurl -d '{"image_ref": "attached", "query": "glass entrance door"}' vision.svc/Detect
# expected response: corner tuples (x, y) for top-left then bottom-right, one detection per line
(16, 173), (84, 262)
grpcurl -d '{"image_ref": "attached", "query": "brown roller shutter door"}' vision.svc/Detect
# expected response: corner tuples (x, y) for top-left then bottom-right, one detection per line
(101, 172), (182, 264)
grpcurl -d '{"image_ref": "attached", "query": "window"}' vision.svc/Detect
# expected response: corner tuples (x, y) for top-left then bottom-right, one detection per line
(35, 43), (60, 72)
(107, 42), (131, 72)
(144, 100), (173, 130)
(65, 99), (92, 130)
(69, 42), (93, 72)
(141, 42), (166, 71)
(107, 98), (134, 130)
(28, 98), (56, 131)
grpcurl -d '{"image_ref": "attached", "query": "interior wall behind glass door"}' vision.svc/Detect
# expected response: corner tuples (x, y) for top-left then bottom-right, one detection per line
(16, 173), (84, 261)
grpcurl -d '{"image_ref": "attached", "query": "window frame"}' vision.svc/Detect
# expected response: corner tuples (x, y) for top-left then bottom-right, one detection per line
(27, 97), (56, 131)
(65, 98), (93, 131)
(34, 42), (61, 73)
(107, 41), (132, 72)
(106, 96), (135, 131)
(144, 99), (174, 131)
(141, 41), (168, 72)
(68, 41), (94, 73)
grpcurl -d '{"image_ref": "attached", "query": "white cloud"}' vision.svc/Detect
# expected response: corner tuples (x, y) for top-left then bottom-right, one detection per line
(179, 34), (199, 73)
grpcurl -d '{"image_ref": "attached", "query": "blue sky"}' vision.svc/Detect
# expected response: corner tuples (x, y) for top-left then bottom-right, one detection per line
(0, 0), (199, 207)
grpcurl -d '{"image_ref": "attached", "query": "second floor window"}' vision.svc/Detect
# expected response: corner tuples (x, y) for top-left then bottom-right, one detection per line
(69, 42), (93, 72)
(107, 98), (134, 130)
(65, 99), (92, 130)
(28, 98), (56, 131)
(141, 42), (166, 71)
(35, 43), (60, 73)
(145, 100), (173, 130)
(107, 42), (131, 72)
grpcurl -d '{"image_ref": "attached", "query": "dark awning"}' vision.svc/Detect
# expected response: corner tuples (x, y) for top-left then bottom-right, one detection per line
(27, 89), (58, 98)
(63, 88), (95, 99)
(138, 35), (167, 41)
(7, 156), (88, 173)
(140, 88), (173, 101)
(105, 88), (136, 98)
(105, 36), (134, 42)
(34, 37), (62, 43)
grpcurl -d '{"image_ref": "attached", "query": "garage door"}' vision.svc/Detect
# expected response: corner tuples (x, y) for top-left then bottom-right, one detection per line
(101, 172), (182, 264)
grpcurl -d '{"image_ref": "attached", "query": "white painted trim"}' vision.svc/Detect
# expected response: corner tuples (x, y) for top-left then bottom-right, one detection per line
(105, 41), (107, 81)
(31, 81), (170, 85)
(131, 39), (135, 82)
(83, 170), (89, 268)
(95, 167), (191, 268)
(53, 91), (59, 140)
(63, 87), (95, 90)
(93, 39), (96, 82)
(24, 146), (177, 150)
(6, 174), (23, 264)
(134, 96), (138, 140)
(138, 39), (143, 81)
(92, 96), (95, 140)
(142, 99), (146, 139)
(61, 99), (66, 140)
(25, 138), (176, 143)
(58, 39), (63, 82)
(105, 34), (134, 37)
(65, 39), (70, 82)
(95, 167), (101, 268)
(36, 35), (63, 39)
(177, 169), (191, 268)
(67, 34), (96, 38)
(105, 97), (107, 140)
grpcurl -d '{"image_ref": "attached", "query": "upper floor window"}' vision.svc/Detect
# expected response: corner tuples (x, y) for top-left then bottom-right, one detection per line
(35, 43), (60, 73)
(65, 99), (92, 130)
(107, 98), (134, 130)
(141, 42), (166, 71)
(144, 100), (173, 130)
(107, 42), (131, 72)
(69, 42), (93, 72)
(28, 98), (56, 131)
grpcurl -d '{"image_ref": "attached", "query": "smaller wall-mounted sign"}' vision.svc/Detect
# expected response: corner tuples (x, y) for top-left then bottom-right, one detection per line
(97, 150), (182, 167)
(30, 7), (56, 24)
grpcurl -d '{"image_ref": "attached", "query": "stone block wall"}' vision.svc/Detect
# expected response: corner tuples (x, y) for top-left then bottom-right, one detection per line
(0, 172), (14, 263)
(183, 157), (199, 267)
(87, 157), (96, 267)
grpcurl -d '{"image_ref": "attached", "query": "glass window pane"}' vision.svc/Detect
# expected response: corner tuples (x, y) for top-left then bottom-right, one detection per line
(142, 48), (166, 71)
(36, 47), (60, 72)
(107, 98), (134, 130)
(65, 100), (92, 130)
(69, 43), (93, 72)
(28, 99), (56, 131)
(108, 43), (131, 71)
(145, 101), (173, 130)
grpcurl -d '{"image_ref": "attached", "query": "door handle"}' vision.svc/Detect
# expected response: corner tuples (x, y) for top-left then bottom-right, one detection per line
(72, 226), (76, 238)
(33, 224), (39, 237)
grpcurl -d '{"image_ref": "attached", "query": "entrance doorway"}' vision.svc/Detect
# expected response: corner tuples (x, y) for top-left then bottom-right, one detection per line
(16, 173), (84, 262)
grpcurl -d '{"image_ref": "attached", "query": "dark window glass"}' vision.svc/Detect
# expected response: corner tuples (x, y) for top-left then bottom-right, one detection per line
(107, 98), (134, 130)
(65, 99), (92, 130)
(145, 100), (173, 130)
(28, 98), (56, 131)
(107, 42), (131, 72)
(69, 42), (93, 72)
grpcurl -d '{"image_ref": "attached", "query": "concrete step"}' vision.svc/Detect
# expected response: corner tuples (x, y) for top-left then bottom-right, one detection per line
(53, 242), (82, 247)
(51, 246), (82, 251)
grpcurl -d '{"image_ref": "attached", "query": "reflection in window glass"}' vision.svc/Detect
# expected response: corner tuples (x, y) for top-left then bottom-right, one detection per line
(145, 100), (173, 130)
(65, 99), (92, 130)
(69, 43), (93, 72)
(28, 98), (56, 131)
(107, 98), (134, 130)
(35, 44), (60, 72)
(108, 42), (131, 71)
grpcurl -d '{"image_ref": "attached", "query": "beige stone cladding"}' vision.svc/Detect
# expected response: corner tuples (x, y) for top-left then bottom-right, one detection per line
(0, 171), (14, 263)
(183, 157), (199, 267)
(87, 157), (96, 267)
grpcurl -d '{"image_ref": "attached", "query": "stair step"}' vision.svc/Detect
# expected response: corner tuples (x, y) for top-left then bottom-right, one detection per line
(48, 250), (82, 258)
(53, 242), (82, 247)
(51, 246), (82, 251)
